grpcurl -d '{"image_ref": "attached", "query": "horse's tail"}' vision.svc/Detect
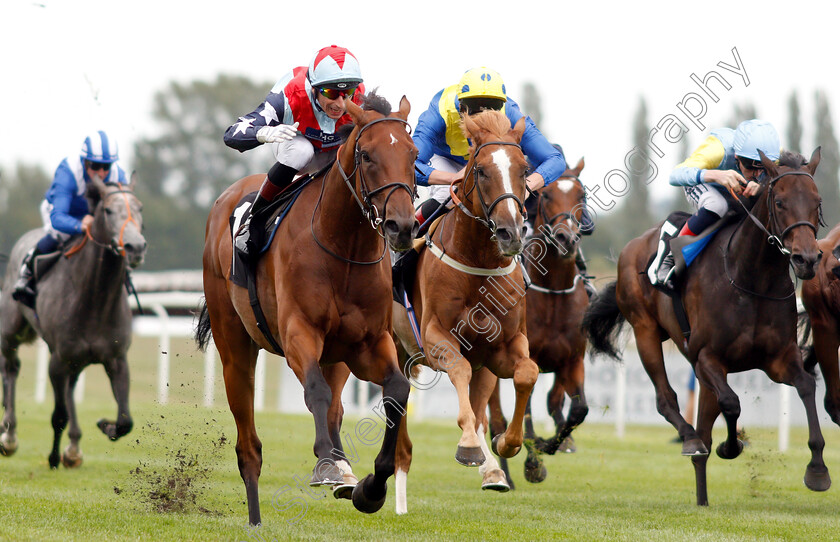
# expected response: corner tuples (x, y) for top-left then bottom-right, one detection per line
(797, 308), (818, 376)
(582, 281), (626, 360)
(194, 297), (213, 352)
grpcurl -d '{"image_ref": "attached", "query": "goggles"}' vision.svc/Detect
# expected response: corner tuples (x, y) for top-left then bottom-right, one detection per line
(87, 161), (112, 172)
(318, 86), (357, 100)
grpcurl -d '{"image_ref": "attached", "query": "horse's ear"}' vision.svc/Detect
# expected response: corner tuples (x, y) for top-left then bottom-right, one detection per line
(345, 99), (364, 125)
(511, 116), (526, 143)
(576, 157), (585, 172)
(461, 112), (479, 141)
(808, 146), (822, 176)
(397, 95), (410, 121)
(758, 150), (778, 178)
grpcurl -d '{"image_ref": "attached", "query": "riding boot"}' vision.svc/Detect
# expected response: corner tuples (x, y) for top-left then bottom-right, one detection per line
(575, 249), (597, 298)
(12, 247), (39, 308)
(234, 163), (298, 259)
(415, 199), (443, 232)
(656, 222), (698, 289)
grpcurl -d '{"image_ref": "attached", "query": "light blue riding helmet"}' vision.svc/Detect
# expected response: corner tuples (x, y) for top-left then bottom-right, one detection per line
(80, 130), (119, 163)
(733, 119), (780, 161)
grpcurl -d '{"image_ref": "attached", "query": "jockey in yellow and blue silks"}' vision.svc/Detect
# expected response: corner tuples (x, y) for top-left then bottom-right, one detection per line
(412, 67), (595, 294)
(655, 119), (781, 288)
(12, 130), (129, 307)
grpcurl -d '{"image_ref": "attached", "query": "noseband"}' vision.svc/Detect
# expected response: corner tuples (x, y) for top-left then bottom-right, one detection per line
(450, 141), (526, 236)
(336, 116), (416, 231)
(534, 175), (584, 242)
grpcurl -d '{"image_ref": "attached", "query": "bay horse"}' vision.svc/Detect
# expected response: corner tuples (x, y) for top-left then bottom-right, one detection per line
(392, 110), (536, 510)
(583, 149), (831, 505)
(488, 158), (590, 486)
(195, 93), (418, 525)
(0, 176), (146, 467)
(800, 221), (840, 427)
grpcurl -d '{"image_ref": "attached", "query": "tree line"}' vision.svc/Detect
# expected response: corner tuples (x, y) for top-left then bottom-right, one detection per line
(0, 76), (837, 275)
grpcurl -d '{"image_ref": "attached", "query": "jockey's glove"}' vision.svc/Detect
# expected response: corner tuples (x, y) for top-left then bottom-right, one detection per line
(256, 122), (299, 143)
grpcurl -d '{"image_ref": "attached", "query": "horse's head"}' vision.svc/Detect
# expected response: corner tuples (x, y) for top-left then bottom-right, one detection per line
(343, 93), (419, 252)
(758, 148), (822, 279)
(533, 157), (587, 258)
(87, 174), (147, 268)
(460, 111), (528, 257)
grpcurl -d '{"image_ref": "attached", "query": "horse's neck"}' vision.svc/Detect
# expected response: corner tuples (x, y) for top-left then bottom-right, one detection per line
(726, 196), (791, 292)
(441, 208), (511, 268)
(526, 240), (577, 290)
(316, 167), (382, 258)
(69, 236), (127, 313)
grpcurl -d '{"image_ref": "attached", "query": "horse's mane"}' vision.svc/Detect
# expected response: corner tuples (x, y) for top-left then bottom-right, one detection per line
(778, 150), (809, 169)
(459, 110), (510, 141)
(360, 88), (391, 116)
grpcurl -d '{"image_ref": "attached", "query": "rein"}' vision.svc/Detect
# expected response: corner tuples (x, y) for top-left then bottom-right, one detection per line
(449, 141), (526, 236)
(311, 116), (415, 266)
(722, 170), (819, 300)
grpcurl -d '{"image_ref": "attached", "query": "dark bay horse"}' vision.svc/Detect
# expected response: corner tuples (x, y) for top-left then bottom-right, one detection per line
(488, 158), (590, 486)
(195, 93), (418, 525)
(392, 110), (536, 509)
(583, 149), (830, 505)
(0, 177), (146, 466)
(800, 221), (840, 427)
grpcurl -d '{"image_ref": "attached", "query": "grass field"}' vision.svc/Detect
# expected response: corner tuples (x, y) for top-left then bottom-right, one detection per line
(3, 337), (840, 541)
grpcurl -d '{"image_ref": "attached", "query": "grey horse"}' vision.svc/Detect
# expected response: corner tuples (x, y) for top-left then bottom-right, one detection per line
(0, 176), (146, 467)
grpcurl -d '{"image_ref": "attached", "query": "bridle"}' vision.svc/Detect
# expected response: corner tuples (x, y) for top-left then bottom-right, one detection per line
(533, 175), (584, 245)
(335, 116), (416, 231)
(65, 184), (141, 259)
(449, 141), (526, 238)
(312, 116), (416, 265)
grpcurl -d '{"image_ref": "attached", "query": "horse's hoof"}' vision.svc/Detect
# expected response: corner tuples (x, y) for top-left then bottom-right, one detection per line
(715, 439), (744, 460)
(61, 451), (83, 469)
(524, 456), (547, 484)
(804, 466), (831, 492)
(332, 483), (356, 500)
(481, 468), (510, 492)
(309, 462), (344, 486)
(351, 474), (386, 514)
(533, 436), (553, 455)
(455, 445), (485, 466)
(0, 433), (18, 456)
(491, 434), (521, 459)
(681, 438), (709, 456)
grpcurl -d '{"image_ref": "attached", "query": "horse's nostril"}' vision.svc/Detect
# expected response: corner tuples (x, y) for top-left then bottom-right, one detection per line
(792, 254), (805, 266)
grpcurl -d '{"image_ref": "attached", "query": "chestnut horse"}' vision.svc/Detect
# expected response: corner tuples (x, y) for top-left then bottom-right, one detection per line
(195, 93), (418, 525)
(488, 158), (590, 486)
(800, 221), (840, 427)
(392, 110), (536, 510)
(583, 149), (831, 505)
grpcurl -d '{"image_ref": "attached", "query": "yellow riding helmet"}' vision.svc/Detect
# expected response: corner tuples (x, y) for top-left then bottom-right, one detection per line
(456, 67), (507, 102)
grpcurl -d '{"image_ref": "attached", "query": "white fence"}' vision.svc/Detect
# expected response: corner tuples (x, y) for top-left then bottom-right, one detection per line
(31, 288), (822, 452)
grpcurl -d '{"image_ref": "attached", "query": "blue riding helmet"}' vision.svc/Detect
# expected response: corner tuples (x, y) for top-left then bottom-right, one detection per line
(80, 130), (119, 163)
(733, 119), (780, 161)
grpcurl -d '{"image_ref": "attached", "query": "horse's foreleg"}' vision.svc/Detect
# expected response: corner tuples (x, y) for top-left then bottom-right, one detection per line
(0, 340), (21, 456)
(47, 353), (69, 469)
(695, 353), (742, 461)
(97, 355), (133, 441)
(691, 384), (720, 506)
(767, 353), (831, 493)
(469, 368), (509, 491)
(493, 337), (538, 459)
(486, 380), (515, 488)
(810, 322), (840, 427)
(61, 368), (84, 468)
(634, 326), (705, 455)
(547, 362), (588, 454)
(322, 363), (358, 500)
(521, 394), (547, 483)
(394, 412), (412, 514)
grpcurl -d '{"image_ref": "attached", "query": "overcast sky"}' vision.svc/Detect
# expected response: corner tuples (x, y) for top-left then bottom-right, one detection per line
(2, 0), (838, 206)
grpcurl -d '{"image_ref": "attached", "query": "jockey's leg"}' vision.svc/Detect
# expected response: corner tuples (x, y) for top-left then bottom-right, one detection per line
(12, 234), (59, 307)
(234, 162), (298, 258)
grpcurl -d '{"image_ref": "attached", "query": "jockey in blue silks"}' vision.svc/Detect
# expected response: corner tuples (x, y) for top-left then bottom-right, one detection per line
(12, 130), (129, 307)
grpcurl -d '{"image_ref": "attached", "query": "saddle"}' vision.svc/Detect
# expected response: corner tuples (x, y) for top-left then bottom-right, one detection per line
(32, 250), (62, 282)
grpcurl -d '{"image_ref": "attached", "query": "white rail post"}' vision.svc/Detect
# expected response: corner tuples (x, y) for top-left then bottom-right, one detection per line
(254, 350), (266, 412)
(203, 340), (216, 407)
(149, 303), (171, 405)
(35, 339), (49, 404)
(615, 362), (627, 438)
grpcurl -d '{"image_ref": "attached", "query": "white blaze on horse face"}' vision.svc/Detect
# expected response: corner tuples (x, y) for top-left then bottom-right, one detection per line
(490, 148), (518, 220)
(390, 133), (398, 145)
(556, 179), (576, 193)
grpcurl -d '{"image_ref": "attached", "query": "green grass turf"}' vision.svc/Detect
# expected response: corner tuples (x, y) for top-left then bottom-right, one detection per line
(2, 337), (840, 541)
